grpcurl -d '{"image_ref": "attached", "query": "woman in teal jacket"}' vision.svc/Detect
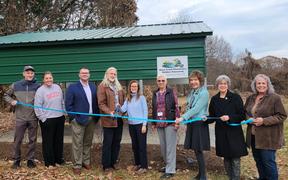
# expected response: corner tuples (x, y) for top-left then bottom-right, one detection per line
(176, 70), (210, 180)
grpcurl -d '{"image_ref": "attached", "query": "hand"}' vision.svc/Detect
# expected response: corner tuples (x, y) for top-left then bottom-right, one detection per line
(11, 100), (17, 106)
(201, 116), (208, 121)
(220, 115), (229, 122)
(247, 118), (254, 124)
(253, 117), (264, 126)
(175, 117), (183, 124)
(141, 125), (147, 134)
(174, 123), (180, 130)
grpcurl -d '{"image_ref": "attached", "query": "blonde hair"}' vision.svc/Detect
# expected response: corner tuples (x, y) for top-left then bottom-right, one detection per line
(100, 67), (122, 91)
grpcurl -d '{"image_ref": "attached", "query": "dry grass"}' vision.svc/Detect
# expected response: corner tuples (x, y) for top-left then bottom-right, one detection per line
(0, 94), (287, 179)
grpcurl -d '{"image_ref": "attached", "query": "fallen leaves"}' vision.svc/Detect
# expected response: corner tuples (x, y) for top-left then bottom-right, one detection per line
(0, 160), (119, 180)
(0, 112), (15, 135)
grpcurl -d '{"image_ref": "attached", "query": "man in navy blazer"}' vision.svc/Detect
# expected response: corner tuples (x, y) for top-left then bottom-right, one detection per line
(65, 67), (99, 175)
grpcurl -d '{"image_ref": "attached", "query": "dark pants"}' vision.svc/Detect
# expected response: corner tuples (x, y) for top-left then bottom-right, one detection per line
(128, 124), (148, 169)
(251, 135), (278, 180)
(102, 119), (123, 169)
(195, 150), (207, 180)
(224, 157), (240, 180)
(14, 120), (38, 161)
(40, 116), (65, 166)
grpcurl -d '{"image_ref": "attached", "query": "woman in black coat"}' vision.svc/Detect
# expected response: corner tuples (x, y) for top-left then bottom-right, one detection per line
(208, 75), (248, 180)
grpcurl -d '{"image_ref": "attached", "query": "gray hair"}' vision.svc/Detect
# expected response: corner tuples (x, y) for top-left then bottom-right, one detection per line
(215, 75), (231, 88)
(251, 74), (275, 94)
(101, 67), (122, 91)
(157, 74), (167, 81)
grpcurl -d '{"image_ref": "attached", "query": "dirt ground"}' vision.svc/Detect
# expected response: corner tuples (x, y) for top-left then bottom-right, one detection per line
(0, 142), (229, 179)
(0, 143), (225, 172)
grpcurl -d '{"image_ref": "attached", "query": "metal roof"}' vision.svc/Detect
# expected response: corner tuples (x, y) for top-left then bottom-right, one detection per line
(0, 21), (212, 45)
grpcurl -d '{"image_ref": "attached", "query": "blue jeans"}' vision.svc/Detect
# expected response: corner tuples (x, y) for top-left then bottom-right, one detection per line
(251, 135), (278, 180)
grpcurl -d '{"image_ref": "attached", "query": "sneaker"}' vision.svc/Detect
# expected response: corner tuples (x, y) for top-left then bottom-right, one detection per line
(73, 167), (81, 175)
(160, 173), (174, 179)
(132, 165), (141, 171)
(136, 168), (147, 174)
(56, 159), (65, 165)
(103, 167), (113, 174)
(112, 164), (120, 170)
(159, 167), (166, 173)
(11, 160), (20, 169)
(82, 163), (92, 170)
(27, 160), (36, 168)
(47, 165), (56, 170)
(186, 157), (196, 165)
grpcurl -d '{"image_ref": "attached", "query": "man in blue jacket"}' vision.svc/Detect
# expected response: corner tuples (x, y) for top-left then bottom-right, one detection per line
(65, 67), (99, 175)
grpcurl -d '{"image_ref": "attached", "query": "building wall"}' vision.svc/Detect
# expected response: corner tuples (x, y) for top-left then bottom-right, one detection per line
(0, 37), (206, 84)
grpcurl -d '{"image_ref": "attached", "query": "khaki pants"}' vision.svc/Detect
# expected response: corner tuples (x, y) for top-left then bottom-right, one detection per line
(71, 118), (96, 168)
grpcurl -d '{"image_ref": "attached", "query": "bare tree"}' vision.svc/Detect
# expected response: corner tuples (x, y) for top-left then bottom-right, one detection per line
(95, 0), (138, 27)
(169, 11), (194, 23)
(0, 0), (138, 35)
(206, 35), (233, 62)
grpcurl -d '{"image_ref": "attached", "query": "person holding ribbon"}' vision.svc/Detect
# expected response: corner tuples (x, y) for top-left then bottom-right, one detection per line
(245, 74), (287, 180)
(176, 70), (210, 180)
(208, 75), (248, 180)
(120, 80), (148, 174)
(4, 65), (40, 169)
(152, 74), (180, 179)
(34, 71), (65, 168)
(97, 67), (125, 172)
(65, 67), (99, 175)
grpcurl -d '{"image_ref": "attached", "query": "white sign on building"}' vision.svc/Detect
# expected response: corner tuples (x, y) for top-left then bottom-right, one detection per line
(157, 56), (188, 78)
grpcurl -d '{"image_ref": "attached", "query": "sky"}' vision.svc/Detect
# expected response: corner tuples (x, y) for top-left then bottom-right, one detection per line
(136, 0), (288, 59)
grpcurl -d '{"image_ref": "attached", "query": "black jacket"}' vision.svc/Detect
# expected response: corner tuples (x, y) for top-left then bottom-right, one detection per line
(208, 90), (248, 158)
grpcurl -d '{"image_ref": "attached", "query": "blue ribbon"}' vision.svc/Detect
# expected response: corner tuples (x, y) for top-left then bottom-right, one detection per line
(226, 118), (254, 126)
(16, 101), (253, 126)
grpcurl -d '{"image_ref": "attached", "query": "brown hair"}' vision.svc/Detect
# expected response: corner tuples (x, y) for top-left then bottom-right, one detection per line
(189, 70), (205, 86)
(127, 80), (140, 102)
(42, 71), (53, 80)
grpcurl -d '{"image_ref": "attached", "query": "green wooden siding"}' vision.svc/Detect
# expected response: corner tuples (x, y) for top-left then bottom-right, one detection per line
(0, 37), (206, 84)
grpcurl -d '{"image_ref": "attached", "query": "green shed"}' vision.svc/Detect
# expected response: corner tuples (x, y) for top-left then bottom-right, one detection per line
(0, 21), (212, 84)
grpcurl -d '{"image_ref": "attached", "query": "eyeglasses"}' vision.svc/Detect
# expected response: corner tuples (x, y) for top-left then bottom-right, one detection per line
(157, 80), (165, 82)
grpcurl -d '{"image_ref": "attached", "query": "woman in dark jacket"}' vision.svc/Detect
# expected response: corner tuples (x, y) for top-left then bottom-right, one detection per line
(208, 75), (248, 180)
